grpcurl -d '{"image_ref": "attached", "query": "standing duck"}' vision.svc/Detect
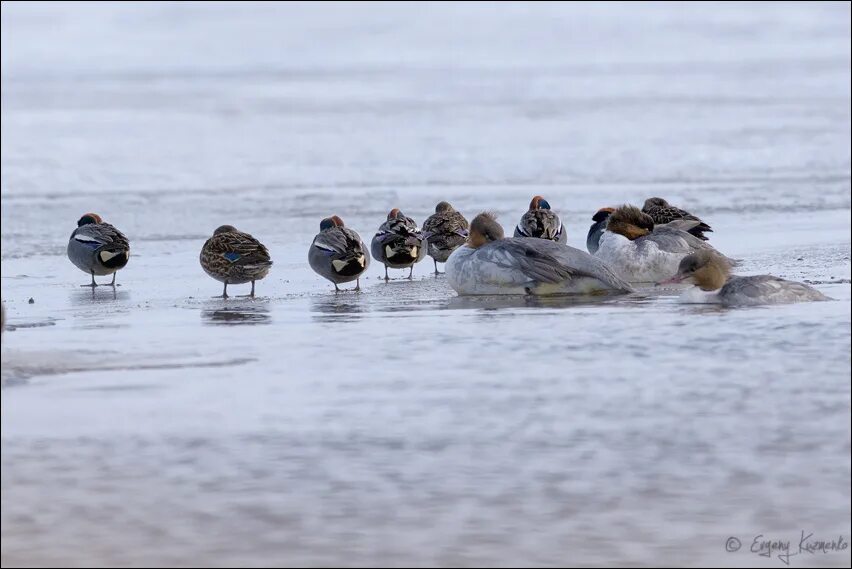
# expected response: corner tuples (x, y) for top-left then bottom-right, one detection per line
(658, 250), (830, 305)
(586, 207), (614, 254)
(309, 216), (370, 291)
(514, 196), (566, 243)
(67, 213), (130, 287)
(200, 225), (272, 298)
(594, 205), (733, 283)
(422, 201), (469, 274)
(445, 212), (632, 296)
(371, 208), (426, 280)
(642, 197), (712, 241)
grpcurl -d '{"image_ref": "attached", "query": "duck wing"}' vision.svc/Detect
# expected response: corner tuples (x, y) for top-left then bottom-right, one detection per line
(484, 238), (632, 291)
(515, 209), (563, 241)
(71, 223), (130, 251)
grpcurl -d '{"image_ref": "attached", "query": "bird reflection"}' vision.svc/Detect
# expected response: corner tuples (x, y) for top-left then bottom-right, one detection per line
(445, 293), (628, 311)
(202, 305), (271, 326)
(310, 295), (366, 322)
(70, 285), (124, 303)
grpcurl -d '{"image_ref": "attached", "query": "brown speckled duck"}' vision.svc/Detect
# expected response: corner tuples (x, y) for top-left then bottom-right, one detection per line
(200, 225), (272, 298)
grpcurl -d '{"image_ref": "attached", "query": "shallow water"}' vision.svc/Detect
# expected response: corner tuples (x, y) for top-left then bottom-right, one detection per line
(2, 2), (851, 567)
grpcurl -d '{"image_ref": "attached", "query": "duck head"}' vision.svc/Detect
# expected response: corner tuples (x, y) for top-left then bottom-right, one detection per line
(213, 225), (238, 235)
(529, 196), (552, 210)
(643, 197), (670, 211)
(77, 213), (103, 226)
(657, 250), (730, 291)
(320, 215), (345, 231)
(592, 207), (614, 223)
(435, 201), (455, 213)
(387, 208), (405, 221)
(606, 205), (655, 240)
(467, 212), (504, 248)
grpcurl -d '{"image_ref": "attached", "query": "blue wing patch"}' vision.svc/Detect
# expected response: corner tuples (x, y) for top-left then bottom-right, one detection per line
(223, 252), (241, 262)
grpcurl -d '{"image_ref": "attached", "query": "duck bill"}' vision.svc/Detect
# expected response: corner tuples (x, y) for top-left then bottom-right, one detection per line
(656, 273), (687, 286)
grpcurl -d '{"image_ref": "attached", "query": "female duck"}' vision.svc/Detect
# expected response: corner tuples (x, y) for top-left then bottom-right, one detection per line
(594, 205), (732, 283)
(67, 213), (130, 287)
(371, 208), (426, 280)
(309, 216), (370, 291)
(658, 250), (830, 305)
(200, 225), (272, 298)
(642, 197), (712, 241)
(422, 201), (469, 274)
(514, 195), (566, 243)
(445, 212), (632, 296)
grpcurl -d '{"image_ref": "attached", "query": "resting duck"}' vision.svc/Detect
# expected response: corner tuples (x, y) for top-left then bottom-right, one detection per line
(371, 208), (426, 280)
(309, 216), (370, 291)
(67, 213), (130, 287)
(200, 225), (272, 298)
(586, 207), (614, 254)
(445, 212), (632, 296)
(594, 205), (733, 283)
(642, 197), (712, 241)
(514, 195), (566, 243)
(422, 201), (469, 274)
(658, 250), (830, 305)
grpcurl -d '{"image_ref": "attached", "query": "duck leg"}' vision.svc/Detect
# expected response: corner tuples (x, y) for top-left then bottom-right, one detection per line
(384, 265), (389, 281)
(408, 266), (414, 280)
(355, 278), (360, 291)
(81, 271), (98, 288)
(238, 280), (257, 297)
(434, 259), (439, 275)
(109, 273), (117, 287)
(334, 283), (340, 293)
(214, 282), (229, 299)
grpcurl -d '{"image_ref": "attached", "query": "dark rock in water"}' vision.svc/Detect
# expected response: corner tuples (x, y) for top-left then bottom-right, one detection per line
(28, 298), (35, 304)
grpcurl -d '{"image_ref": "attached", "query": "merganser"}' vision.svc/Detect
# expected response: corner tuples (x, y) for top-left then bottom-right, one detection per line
(658, 250), (831, 305)
(594, 204), (733, 283)
(445, 212), (633, 296)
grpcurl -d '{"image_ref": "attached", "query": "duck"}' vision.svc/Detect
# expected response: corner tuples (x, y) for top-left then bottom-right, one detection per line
(594, 205), (733, 283)
(445, 212), (633, 296)
(586, 207), (614, 254)
(200, 225), (272, 298)
(67, 213), (130, 287)
(642, 197), (712, 241)
(514, 195), (566, 243)
(370, 208), (426, 280)
(422, 201), (469, 274)
(658, 250), (830, 305)
(308, 216), (370, 291)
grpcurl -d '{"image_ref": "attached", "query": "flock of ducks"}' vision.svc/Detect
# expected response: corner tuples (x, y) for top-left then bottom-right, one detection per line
(62, 195), (830, 306)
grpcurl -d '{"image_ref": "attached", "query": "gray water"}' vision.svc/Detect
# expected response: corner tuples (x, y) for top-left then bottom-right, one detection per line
(1, 2), (851, 567)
